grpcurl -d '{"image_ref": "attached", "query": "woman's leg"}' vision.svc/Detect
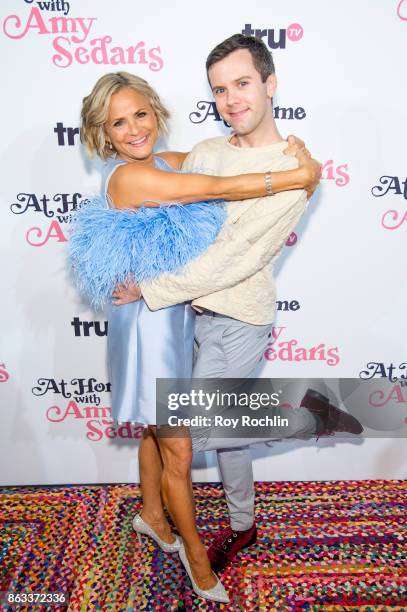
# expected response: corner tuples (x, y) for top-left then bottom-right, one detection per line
(138, 426), (175, 544)
(156, 428), (216, 590)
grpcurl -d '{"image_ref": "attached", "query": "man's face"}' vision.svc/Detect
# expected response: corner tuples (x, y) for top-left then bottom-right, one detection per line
(208, 49), (276, 139)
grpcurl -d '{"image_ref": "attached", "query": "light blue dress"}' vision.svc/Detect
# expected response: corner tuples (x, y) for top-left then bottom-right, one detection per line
(102, 156), (196, 425)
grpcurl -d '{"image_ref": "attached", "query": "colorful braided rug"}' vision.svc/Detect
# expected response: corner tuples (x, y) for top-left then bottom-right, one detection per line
(0, 480), (406, 611)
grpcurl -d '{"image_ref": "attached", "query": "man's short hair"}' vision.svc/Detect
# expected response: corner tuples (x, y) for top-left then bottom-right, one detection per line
(206, 34), (275, 82)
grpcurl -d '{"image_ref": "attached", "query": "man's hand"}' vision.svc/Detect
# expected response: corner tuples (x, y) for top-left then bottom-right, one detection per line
(112, 280), (142, 305)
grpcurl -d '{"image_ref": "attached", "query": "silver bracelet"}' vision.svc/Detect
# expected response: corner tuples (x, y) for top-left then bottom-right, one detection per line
(264, 171), (274, 196)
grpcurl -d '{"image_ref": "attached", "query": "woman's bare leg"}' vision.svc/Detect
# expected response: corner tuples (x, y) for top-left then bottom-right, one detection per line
(156, 428), (216, 590)
(138, 426), (174, 543)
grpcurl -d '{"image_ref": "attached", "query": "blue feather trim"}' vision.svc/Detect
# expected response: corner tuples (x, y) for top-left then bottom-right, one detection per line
(68, 197), (226, 308)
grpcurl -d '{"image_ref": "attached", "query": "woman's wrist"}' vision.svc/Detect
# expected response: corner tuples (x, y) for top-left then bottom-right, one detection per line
(264, 171), (274, 196)
(270, 169), (304, 194)
(293, 166), (309, 189)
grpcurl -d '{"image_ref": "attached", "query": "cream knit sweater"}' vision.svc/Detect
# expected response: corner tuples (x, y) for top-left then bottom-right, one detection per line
(141, 136), (307, 325)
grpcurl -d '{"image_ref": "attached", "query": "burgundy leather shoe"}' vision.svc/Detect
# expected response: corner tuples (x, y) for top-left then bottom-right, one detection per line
(301, 389), (363, 436)
(207, 524), (257, 572)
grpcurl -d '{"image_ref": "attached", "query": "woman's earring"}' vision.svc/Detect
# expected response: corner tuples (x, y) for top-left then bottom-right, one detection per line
(107, 141), (113, 151)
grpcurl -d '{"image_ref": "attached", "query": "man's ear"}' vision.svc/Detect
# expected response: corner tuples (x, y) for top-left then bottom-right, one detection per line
(266, 73), (277, 99)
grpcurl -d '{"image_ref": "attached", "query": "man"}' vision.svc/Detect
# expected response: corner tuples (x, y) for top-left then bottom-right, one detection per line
(115, 34), (361, 571)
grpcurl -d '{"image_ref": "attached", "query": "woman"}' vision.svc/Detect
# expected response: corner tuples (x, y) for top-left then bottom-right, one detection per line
(77, 71), (320, 603)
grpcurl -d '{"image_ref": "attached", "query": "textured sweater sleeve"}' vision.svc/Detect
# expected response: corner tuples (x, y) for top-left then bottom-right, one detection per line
(141, 187), (307, 310)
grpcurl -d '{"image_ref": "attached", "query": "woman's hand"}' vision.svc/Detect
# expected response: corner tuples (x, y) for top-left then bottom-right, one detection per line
(283, 135), (321, 199)
(297, 151), (322, 199)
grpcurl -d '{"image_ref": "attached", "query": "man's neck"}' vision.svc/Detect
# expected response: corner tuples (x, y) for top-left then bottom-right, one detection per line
(232, 114), (283, 148)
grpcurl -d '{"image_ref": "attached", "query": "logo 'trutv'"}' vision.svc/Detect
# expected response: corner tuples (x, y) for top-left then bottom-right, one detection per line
(54, 122), (79, 146)
(71, 317), (108, 337)
(242, 23), (304, 48)
(71, 303), (301, 338)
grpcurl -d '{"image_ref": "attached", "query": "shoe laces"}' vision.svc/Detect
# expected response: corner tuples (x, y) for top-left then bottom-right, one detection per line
(211, 527), (238, 552)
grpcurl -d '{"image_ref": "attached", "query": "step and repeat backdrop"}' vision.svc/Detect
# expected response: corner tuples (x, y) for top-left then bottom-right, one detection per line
(1, 0), (406, 485)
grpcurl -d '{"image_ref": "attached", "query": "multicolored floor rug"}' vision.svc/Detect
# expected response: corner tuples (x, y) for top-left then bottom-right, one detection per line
(0, 480), (406, 611)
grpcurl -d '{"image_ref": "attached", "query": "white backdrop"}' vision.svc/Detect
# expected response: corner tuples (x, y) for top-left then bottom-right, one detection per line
(1, 0), (406, 485)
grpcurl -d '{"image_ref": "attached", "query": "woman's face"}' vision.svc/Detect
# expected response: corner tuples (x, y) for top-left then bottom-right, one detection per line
(104, 87), (158, 163)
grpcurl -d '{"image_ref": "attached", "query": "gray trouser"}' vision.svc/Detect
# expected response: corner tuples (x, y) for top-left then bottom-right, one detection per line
(191, 311), (318, 530)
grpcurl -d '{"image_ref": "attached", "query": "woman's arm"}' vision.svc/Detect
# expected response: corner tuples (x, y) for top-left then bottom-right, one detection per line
(158, 136), (308, 172)
(109, 152), (320, 209)
(157, 151), (189, 170)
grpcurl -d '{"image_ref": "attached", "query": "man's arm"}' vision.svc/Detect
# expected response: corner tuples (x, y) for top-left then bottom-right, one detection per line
(140, 187), (307, 309)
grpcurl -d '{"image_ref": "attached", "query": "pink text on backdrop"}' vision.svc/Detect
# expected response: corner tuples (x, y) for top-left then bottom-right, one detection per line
(3, 7), (163, 70)
(381, 209), (407, 230)
(0, 364), (10, 383)
(46, 401), (144, 441)
(26, 220), (68, 246)
(397, 0), (407, 20)
(264, 326), (340, 366)
(321, 160), (350, 187)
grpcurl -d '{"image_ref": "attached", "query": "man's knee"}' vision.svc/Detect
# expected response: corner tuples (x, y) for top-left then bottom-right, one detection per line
(285, 407), (317, 438)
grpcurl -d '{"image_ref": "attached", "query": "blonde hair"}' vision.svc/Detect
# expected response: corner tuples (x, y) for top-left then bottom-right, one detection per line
(80, 71), (170, 159)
